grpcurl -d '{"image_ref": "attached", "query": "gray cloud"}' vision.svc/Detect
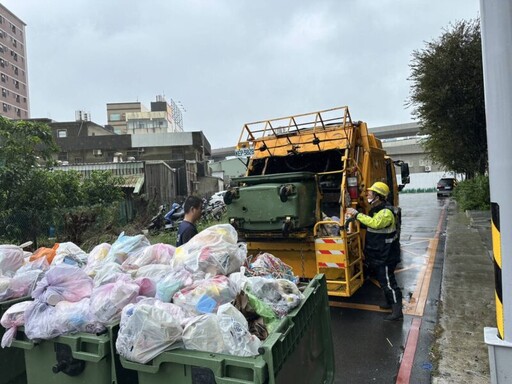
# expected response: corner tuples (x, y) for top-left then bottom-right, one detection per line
(4, 0), (480, 148)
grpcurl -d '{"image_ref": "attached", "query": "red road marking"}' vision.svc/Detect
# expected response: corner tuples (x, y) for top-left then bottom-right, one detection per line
(396, 317), (422, 384)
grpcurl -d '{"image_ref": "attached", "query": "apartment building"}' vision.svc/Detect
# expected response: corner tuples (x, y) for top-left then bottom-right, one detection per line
(0, 4), (29, 120)
(107, 95), (184, 135)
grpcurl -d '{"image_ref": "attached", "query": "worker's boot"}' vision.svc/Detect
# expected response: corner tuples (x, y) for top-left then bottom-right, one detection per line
(379, 295), (392, 310)
(384, 303), (403, 321)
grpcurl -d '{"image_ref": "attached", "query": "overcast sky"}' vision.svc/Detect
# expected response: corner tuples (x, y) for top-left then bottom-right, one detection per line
(3, 0), (480, 149)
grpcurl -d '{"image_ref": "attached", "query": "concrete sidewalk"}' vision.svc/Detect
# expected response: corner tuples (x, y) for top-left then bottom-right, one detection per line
(432, 201), (495, 383)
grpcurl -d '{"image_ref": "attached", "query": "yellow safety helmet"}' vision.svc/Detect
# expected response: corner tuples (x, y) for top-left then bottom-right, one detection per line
(368, 181), (390, 198)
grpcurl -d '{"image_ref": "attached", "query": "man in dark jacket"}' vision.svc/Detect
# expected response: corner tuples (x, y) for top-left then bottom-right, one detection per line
(346, 181), (403, 321)
(176, 195), (203, 247)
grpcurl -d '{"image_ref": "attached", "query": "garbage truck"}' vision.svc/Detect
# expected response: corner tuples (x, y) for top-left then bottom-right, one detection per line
(224, 106), (410, 297)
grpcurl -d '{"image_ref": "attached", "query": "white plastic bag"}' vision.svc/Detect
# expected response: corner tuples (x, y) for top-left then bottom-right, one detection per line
(24, 300), (60, 340)
(122, 243), (175, 272)
(172, 225), (247, 275)
(173, 275), (237, 315)
(106, 232), (151, 264)
(182, 314), (225, 354)
(89, 277), (139, 324)
(0, 245), (25, 277)
(135, 264), (173, 279)
(83, 243), (113, 277)
(54, 298), (105, 335)
(32, 264), (93, 305)
(116, 299), (185, 364)
(182, 308), (261, 356)
(155, 269), (193, 302)
(93, 262), (127, 287)
(51, 242), (87, 266)
(217, 303), (261, 356)
(0, 300), (32, 347)
(245, 276), (303, 317)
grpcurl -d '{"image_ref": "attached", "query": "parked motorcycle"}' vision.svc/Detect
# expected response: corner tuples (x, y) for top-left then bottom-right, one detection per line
(202, 200), (226, 222)
(164, 202), (185, 228)
(146, 202), (184, 234)
(146, 205), (167, 234)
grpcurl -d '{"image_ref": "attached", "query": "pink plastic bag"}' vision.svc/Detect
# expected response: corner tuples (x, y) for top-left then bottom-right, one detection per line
(32, 264), (93, 305)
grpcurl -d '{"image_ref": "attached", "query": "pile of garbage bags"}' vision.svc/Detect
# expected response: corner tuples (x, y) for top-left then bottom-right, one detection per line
(0, 224), (304, 364)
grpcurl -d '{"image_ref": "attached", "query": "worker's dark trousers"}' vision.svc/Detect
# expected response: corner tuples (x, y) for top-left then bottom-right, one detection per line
(373, 263), (402, 305)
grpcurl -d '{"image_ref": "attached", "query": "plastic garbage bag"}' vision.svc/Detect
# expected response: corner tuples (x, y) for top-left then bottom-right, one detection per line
(51, 242), (88, 266)
(29, 243), (59, 265)
(244, 276), (303, 317)
(116, 298), (185, 364)
(134, 264), (174, 279)
(122, 243), (175, 272)
(54, 298), (105, 335)
(182, 308), (261, 356)
(0, 244), (25, 277)
(93, 262), (127, 287)
(32, 264), (93, 305)
(134, 277), (156, 298)
(182, 314), (225, 354)
(90, 277), (140, 324)
(0, 300), (32, 347)
(83, 243), (113, 277)
(23, 300), (59, 340)
(0, 277), (11, 298)
(155, 268), (194, 302)
(247, 252), (298, 283)
(173, 275), (237, 315)
(106, 232), (151, 264)
(172, 224), (247, 275)
(0, 269), (44, 301)
(217, 303), (261, 356)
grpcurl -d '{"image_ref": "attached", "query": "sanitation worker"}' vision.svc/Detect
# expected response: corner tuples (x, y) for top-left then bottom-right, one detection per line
(176, 195), (203, 247)
(346, 181), (403, 321)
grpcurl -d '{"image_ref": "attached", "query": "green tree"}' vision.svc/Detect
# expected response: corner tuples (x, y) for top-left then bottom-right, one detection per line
(408, 19), (487, 178)
(0, 117), (126, 245)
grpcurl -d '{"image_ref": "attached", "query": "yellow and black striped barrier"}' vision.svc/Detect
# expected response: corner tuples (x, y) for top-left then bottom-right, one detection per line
(491, 202), (504, 339)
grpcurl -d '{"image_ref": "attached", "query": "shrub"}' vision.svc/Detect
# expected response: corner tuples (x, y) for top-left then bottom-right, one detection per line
(453, 175), (490, 211)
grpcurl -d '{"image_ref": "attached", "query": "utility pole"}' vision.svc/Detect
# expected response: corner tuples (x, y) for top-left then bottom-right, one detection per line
(480, 1), (512, 382)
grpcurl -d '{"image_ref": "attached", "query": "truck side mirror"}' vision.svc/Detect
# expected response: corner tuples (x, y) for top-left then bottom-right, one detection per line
(401, 163), (410, 185)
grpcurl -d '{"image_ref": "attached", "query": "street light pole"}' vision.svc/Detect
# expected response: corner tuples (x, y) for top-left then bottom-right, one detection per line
(480, 1), (512, 382)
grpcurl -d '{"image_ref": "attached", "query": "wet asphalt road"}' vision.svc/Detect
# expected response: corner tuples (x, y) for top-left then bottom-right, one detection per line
(330, 193), (448, 384)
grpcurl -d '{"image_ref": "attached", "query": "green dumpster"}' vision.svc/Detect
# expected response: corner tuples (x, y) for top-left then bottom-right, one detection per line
(10, 323), (137, 384)
(120, 274), (334, 384)
(0, 296), (30, 384)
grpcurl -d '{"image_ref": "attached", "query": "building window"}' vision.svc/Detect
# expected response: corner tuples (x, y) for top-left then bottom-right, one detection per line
(1, 74), (5, 83)
(15, 94), (19, 103)
(57, 129), (67, 138)
(14, 80), (18, 89)
(11, 25), (15, 34)
(16, 108), (20, 117)
(109, 113), (122, 121)
(2, 103), (6, 112)
(1, 88), (5, 97)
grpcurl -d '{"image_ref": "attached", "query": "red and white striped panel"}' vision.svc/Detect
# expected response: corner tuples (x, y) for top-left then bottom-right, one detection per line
(315, 238), (344, 244)
(316, 249), (344, 255)
(318, 262), (345, 268)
